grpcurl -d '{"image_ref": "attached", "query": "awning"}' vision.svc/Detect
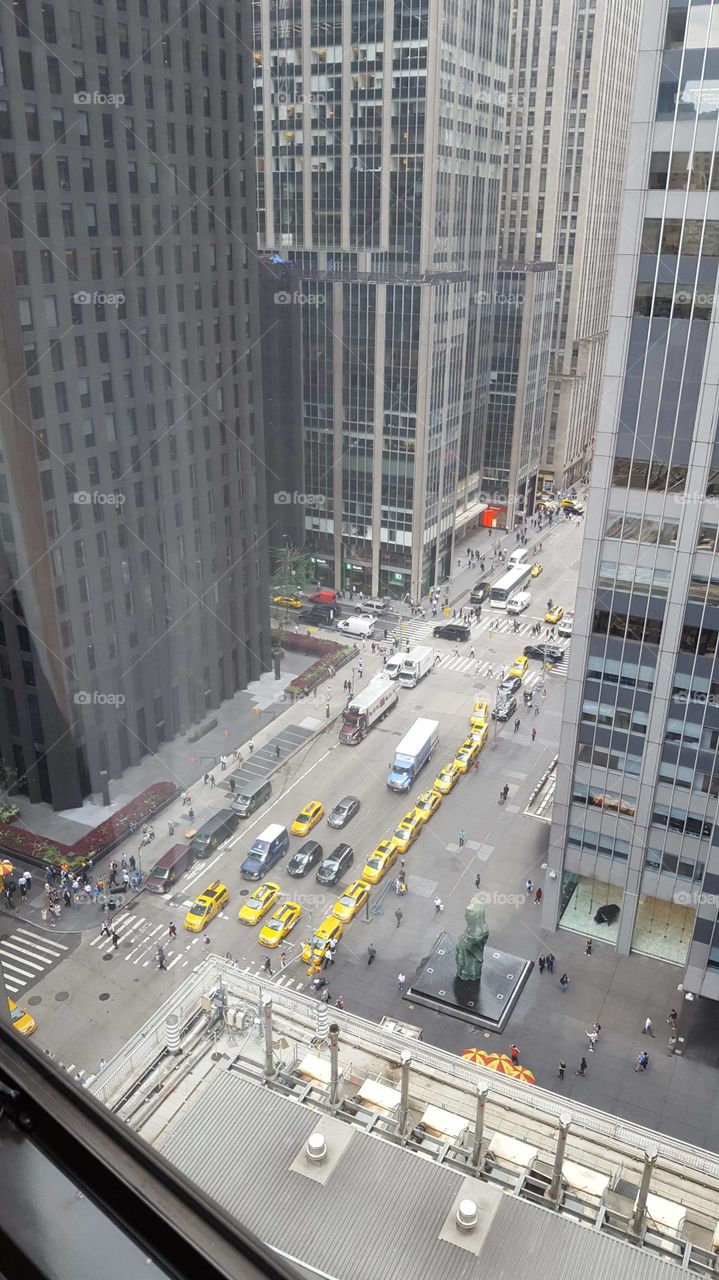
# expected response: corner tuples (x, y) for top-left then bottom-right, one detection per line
(487, 1132), (538, 1169)
(419, 1105), (469, 1139)
(355, 1079), (402, 1112)
(562, 1160), (610, 1198)
(296, 1054), (333, 1084)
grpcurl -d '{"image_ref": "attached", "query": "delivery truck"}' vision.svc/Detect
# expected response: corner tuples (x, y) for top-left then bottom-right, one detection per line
(398, 645), (433, 689)
(339, 677), (398, 745)
(387, 717), (440, 792)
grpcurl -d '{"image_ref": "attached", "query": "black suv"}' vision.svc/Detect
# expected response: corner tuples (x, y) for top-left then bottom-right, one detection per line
(433, 622), (471, 641)
(492, 696), (518, 722)
(316, 843), (354, 886)
(524, 643), (565, 664)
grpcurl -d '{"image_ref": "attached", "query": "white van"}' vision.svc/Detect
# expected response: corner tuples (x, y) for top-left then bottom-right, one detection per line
(383, 653), (404, 680)
(508, 547), (529, 566)
(337, 614), (376, 638)
(507, 591), (531, 615)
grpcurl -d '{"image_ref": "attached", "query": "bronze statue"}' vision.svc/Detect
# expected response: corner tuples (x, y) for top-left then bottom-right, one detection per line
(455, 895), (489, 982)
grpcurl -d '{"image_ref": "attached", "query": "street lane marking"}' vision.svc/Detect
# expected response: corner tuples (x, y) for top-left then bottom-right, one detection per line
(15, 928), (69, 950)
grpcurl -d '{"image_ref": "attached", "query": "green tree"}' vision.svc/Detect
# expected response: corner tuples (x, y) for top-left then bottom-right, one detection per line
(271, 544), (313, 601)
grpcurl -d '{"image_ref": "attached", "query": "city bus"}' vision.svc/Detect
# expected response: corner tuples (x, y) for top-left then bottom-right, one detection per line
(489, 563), (533, 609)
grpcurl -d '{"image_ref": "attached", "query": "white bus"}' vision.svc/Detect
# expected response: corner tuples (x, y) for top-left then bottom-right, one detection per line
(490, 563), (533, 608)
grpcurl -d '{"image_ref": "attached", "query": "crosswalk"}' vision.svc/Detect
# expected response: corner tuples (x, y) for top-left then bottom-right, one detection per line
(0, 926), (69, 994)
(88, 904), (234, 969)
(389, 613), (568, 678)
(394, 611), (564, 650)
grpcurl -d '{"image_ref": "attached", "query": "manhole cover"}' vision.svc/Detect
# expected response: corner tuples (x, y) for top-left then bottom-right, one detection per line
(54, 991), (69, 1002)
(239, 888), (251, 896)
(26, 995), (41, 1006)
(99, 992), (111, 1001)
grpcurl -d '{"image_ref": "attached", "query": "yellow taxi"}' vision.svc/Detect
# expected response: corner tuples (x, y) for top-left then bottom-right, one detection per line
(530, 562), (543, 577)
(545, 604), (564, 625)
(9, 998), (36, 1035)
(184, 881), (229, 931)
(508, 655), (529, 680)
(273, 593), (303, 609)
(290, 800), (324, 837)
(332, 880), (370, 922)
(434, 759), (462, 795)
(238, 880), (280, 925)
(470, 723), (489, 752)
(413, 789), (442, 824)
(301, 916), (344, 965)
(391, 809), (424, 854)
(454, 737), (481, 773)
(470, 698), (489, 731)
(258, 900), (302, 947)
(362, 839), (397, 884)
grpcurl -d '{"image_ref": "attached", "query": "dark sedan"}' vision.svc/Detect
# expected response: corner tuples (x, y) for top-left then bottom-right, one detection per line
(327, 796), (361, 829)
(316, 843), (354, 886)
(433, 623), (471, 641)
(492, 696), (518, 722)
(287, 839), (324, 878)
(498, 675), (522, 697)
(524, 643), (565, 664)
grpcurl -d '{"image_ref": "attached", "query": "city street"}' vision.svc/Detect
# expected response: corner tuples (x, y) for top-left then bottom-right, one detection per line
(8, 513), (717, 1153)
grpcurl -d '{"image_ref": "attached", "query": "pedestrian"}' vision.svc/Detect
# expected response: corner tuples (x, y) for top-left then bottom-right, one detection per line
(262, 956), (273, 975)
(534, 702), (540, 715)
(220, 754), (227, 772)
(667, 1008), (678, 1028)
(248, 740), (254, 754)
(475, 873), (481, 889)
(546, 953), (555, 973)
(635, 1051), (649, 1072)
(204, 935), (210, 946)
(470, 646), (475, 659)
(577, 1057), (588, 1076)
(100, 920), (112, 938)
(275, 745), (280, 760)
(526, 878), (533, 896)
(534, 887), (542, 905)
(18, 875), (27, 901)
(643, 1016), (654, 1036)
(111, 930), (119, 949)
(514, 718), (521, 733)
(335, 996), (345, 1010)
(99, 1058), (108, 1071)
(157, 945), (167, 970)
(129, 855), (136, 872)
(558, 1060), (566, 1080)
(122, 868), (130, 889)
(395, 908), (403, 928)
(397, 972), (406, 991)
(280, 951), (287, 968)
(585, 938), (592, 956)
(168, 922), (177, 940)
(229, 778), (235, 794)
(559, 973), (569, 993)
(367, 944), (377, 965)
(538, 955), (545, 974)
(458, 829), (465, 848)
(434, 897), (444, 912)
(586, 1031), (598, 1052)
(168, 818), (175, 836)
(509, 1044), (519, 1065)
(531, 727), (537, 742)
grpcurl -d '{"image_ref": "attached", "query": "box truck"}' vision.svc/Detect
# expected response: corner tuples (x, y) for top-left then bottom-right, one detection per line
(339, 677), (398, 745)
(398, 646), (434, 689)
(387, 717), (440, 792)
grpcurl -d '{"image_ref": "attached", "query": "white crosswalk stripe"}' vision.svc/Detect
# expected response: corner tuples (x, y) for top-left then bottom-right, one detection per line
(0, 926), (69, 993)
(89, 909), (225, 969)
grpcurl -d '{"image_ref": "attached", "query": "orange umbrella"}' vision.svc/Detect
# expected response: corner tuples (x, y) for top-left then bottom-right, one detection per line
(462, 1048), (536, 1083)
(512, 1063), (536, 1085)
(0, 859), (13, 877)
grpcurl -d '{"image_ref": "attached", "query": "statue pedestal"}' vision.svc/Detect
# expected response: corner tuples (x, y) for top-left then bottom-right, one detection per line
(406, 932), (532, 1033)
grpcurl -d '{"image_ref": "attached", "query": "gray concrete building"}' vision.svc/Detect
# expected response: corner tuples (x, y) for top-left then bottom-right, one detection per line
(483, 261), (555, 527)
(252, 0), (510, 600)
(545, 0), (719, 1000)
(0, 0), (270, 808)
(500, 0), (643, 491)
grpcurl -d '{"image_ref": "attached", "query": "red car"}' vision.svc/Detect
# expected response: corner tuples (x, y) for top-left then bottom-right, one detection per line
(308, 590), (337, 605)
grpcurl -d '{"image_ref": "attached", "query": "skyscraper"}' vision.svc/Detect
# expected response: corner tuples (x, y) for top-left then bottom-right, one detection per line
(500, 0), (643, 491)
(0, 0), (269, 808)
(546, 0), (719, 998)
(253, 0), (510, 600)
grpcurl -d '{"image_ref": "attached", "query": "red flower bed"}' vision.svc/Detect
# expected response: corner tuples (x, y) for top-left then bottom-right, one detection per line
(0, 781), (177, 866)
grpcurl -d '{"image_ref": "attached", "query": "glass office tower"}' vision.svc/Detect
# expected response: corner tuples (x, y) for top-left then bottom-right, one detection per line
(253, 0), (510, 600)
(0, 0), (270, 807)
(546, 0), (719, 999)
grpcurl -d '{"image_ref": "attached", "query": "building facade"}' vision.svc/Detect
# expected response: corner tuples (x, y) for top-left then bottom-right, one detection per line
(0, 0), (270, 808)
(483, 262), (555, 527)
(252, 0), (510, 601)
(545, 0), (719, 998)
(499, 0), (642, 490)
(257, 256), (305, 550)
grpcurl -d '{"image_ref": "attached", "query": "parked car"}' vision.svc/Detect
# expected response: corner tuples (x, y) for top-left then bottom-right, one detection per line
(361, 840), (397, 884)
(332, 880), (370, 922)
(327, 796), (361, 828)
(492, 696), (518, 723)
(433, 622), (471, 641)
(316, 843), (354, 886)
(287, 839), (323, 878)
(354, 597), (388, 616)
(433, 760), (462, 795)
